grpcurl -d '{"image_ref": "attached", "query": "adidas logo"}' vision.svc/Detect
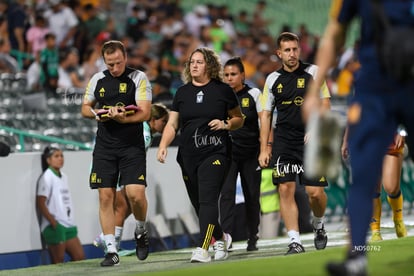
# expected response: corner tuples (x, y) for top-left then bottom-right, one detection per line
(212, 160), (221, 165)
(138, 175), (145, 180)
(111, 254), (119, 264)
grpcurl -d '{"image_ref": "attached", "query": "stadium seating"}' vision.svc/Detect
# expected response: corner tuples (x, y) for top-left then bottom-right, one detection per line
(0, 73), (95, 152)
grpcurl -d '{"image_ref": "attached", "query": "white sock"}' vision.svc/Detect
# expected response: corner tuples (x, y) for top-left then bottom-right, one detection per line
(136, 220), (146, 234)
(312, 216), (325, 230)
(287, 230), (301, 245)
(104, 234), (117, 253)
(115, 226), (123, 249)
(115, 226), (123, 240)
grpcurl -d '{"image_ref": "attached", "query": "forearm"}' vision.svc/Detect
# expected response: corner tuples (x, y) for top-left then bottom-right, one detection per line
(159, 125), (176, 149)
(118, 109), (151, 123)
(226, 116), (244, 131)
(81, 102), (97, 119)
(313, 20), (346, 91)
(259, 112), (271, 153)
(37, 197), (57, 226)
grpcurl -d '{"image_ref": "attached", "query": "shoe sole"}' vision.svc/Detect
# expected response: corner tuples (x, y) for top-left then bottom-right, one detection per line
(190, 257), (211, 263)
(100, 262), (120, 267)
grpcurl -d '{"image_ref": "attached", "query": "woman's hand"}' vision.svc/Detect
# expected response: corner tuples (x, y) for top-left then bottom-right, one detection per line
(208, 119), (228, 130)
(157, 147), (168, 163)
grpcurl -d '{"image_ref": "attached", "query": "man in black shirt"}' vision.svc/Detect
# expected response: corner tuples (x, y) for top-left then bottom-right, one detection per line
(81, 40), (152, 266)
(258, 32), (331, 255)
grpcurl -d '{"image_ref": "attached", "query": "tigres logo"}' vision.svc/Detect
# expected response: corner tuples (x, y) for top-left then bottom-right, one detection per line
(297, 78), (305, 88)
(241, 98), (249, 107)
(119, 83), (127, 93)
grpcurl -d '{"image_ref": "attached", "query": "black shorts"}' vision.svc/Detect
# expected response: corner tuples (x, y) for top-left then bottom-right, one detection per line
(271, 155), (327, 187)
(90, 145), (147, 189)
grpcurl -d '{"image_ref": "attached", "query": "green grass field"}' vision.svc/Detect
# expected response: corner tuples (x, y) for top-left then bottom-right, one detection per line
(1, 228), (413, 276)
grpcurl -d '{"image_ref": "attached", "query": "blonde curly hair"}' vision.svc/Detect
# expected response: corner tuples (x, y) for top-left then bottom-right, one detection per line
(181, 47), (223, 84)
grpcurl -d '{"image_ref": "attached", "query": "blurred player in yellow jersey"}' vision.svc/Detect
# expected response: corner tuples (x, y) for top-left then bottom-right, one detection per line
(370, 132), (407, 241)
(342, 129), (407, 242)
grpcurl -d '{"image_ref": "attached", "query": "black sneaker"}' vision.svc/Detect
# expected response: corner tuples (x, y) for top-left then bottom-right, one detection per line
(247, 236), (258, 251)
(100, 252), (120, 267)
(326, 254), (367, 276)
(314, 227), (328, 250)
(135, 230), (149, 260)
(285, 242), (305, 255)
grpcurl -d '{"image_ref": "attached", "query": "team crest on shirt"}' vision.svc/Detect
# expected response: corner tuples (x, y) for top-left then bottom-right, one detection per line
(99, 87), (105, 97)
(196, 91), (204, 103)
(277, 83), (283, 93)
(119, 83), (127, 93)
(241, 98), (249, 107)
(297, 78), (305, 88)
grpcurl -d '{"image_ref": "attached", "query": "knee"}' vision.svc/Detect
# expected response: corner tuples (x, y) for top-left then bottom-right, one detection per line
(386, 187), (401, 198)
(126, 188), (146, 204)
(99, 189), (115, 206)
(278, 184), (294, 199)
(307, 188), (326, 201)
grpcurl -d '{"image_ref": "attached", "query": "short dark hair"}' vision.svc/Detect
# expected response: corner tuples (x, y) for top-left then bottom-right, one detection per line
(276, 32), (299, 49)
(44, 32), (56, 40)
(101, 40), (126, 58)
(224, 56), (245, 73)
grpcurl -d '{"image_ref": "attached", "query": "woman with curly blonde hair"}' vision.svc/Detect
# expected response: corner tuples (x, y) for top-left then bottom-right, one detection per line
(181, 47), (224, 84)
(158, 47), (244, 263)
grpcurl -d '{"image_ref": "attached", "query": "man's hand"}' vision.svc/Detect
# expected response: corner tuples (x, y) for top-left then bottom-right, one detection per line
(107, 106), (127, 122)
(258, 151), (270, 168)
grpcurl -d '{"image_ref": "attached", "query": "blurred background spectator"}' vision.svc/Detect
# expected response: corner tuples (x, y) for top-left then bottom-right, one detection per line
(0, 0), (346, 152)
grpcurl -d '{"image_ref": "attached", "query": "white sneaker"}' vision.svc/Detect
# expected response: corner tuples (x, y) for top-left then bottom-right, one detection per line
(224, 232), (233, 251)
(190, 247), (211, 263)
(213, 240), (228, 261)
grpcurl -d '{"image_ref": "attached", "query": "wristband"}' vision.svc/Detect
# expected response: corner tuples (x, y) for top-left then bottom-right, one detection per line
(223, 120), (229, 130)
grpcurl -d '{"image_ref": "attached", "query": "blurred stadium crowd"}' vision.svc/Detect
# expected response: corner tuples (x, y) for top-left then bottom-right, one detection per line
(0, 0), (353, 152)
